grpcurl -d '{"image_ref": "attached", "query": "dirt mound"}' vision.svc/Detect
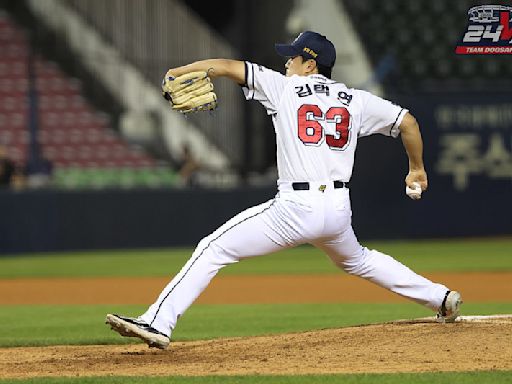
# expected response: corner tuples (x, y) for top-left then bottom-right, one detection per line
(1, 318), (511, 378)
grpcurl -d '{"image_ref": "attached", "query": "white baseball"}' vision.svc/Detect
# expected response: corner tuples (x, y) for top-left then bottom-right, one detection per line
(406, 182), (422, 200)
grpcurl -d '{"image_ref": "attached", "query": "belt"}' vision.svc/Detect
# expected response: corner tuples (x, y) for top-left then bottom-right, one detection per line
(292, 181), (350, 191)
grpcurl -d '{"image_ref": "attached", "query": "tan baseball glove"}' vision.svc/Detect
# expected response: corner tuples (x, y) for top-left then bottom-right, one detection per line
(162, 71), (217, 114)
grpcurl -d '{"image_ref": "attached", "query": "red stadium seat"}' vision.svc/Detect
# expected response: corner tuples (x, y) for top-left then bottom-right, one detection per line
(0, 11), (162, 183)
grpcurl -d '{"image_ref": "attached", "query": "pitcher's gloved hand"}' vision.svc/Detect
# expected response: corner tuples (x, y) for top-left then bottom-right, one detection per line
(162, 71), (217, 114)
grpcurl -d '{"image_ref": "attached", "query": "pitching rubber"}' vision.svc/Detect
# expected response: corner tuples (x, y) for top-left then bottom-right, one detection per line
(392, 314), (512, 325)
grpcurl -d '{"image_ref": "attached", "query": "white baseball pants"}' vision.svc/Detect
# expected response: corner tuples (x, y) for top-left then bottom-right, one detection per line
(140, 182), (449, 337)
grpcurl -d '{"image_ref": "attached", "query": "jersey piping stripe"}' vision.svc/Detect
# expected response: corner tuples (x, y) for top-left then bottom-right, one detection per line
(243, 61), (249, 88)
(250, 63), (255, 100)
(243, 61), (255, 100)
(149, 199), (277, 327)
(390, 108), (404, 136)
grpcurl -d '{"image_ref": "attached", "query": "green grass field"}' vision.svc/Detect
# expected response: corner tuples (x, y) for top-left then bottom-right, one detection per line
(0, 237), (511, 278)
(1, 371), (512, 384)
(0, 238), (511, 383)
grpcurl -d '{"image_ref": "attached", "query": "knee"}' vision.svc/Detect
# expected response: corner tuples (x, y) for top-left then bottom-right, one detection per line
(196, 237), (238, 267)
(340, 247), (369, 275)
(196, 237), (209, 253)
(342, 261), (361, 275)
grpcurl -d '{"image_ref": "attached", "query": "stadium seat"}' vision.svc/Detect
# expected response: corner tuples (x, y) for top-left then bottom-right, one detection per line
(0, 10), (173, 188)
(342, 0), (512, 92)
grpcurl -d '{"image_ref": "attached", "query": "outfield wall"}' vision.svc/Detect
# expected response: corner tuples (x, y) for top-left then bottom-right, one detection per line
(0, 187), (275, 254)
(0, 180), (510, 254)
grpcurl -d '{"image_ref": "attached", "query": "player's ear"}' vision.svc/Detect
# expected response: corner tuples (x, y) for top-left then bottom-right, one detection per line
(306, 59), (318, 74)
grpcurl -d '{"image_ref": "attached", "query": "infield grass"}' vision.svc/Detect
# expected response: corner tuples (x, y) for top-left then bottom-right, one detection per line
(1, 371), (512, 383)
(0, 302), (511, 348)
(0, 237), (511, 278)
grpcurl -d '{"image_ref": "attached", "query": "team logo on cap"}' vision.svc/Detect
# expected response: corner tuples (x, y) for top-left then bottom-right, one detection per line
(455, 5), (512, 54)
(303, 47), (318, 58)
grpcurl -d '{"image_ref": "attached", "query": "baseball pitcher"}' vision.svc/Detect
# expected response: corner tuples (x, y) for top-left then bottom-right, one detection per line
(106, 31), (462, 349)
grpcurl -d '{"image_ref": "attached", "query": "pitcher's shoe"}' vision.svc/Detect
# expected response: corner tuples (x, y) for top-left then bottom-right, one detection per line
(436, 291), (462, 323)
(106, 314), (170, 349)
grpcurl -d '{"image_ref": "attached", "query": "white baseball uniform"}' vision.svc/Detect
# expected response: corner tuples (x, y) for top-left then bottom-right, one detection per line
(140, 63), (449, 337)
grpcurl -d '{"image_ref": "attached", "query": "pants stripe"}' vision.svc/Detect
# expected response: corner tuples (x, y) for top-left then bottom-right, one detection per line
(149, 199), (276, 326)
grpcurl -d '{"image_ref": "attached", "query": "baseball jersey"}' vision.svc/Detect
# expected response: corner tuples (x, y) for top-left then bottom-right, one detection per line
(242, 62), (408, 183)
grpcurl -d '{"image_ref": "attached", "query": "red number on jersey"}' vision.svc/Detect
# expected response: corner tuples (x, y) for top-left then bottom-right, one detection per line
(297, 104), (323, 145)
(297, 104), (351, 150)
(325, 107), (350, 150)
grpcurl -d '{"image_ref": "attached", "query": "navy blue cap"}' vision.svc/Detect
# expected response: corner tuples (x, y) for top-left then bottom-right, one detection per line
(275, 31), (336, 68)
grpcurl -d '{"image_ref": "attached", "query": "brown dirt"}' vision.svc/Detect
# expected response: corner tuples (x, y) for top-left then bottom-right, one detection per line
(0, 320), (511, 378)
(1, 272), (511, 378)
(1, 272), (512, 305)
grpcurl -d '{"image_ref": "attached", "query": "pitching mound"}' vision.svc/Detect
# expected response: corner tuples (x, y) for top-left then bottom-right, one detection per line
(1, 315), (511, 379)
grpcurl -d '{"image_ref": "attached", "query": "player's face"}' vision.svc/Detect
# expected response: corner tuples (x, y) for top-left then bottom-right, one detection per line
(285, 56), (306, 77)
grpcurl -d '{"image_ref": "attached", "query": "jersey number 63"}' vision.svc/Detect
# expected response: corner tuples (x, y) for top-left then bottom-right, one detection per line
(297, 104), (351, 151)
